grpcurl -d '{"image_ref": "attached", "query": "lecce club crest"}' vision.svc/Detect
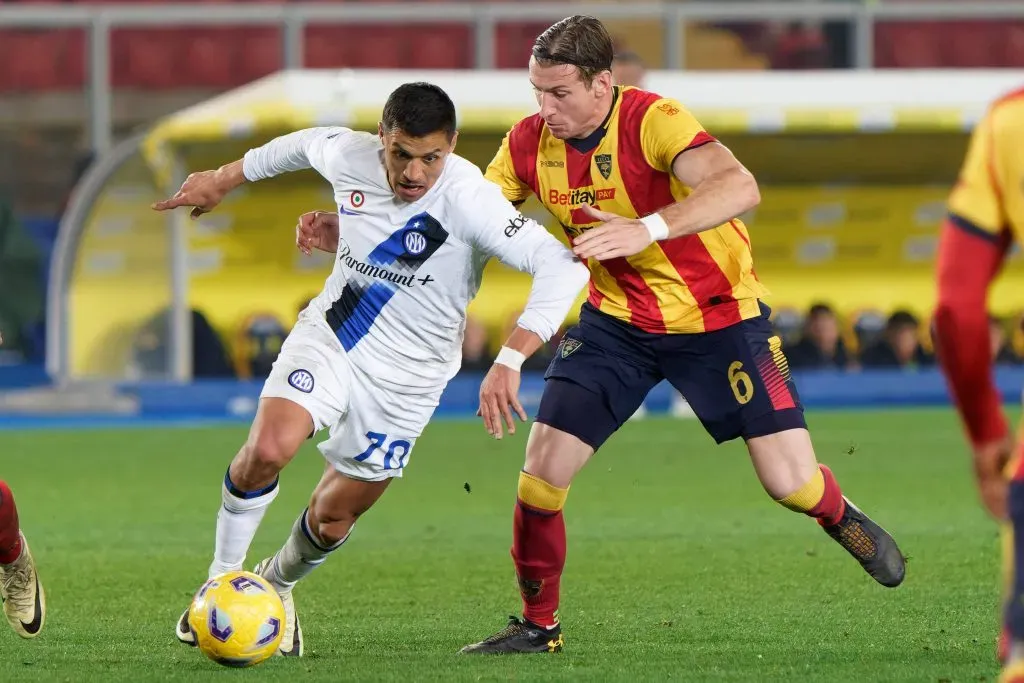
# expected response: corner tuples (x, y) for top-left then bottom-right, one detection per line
(595, 154), (613, 180)
(559, 337), (582, 359)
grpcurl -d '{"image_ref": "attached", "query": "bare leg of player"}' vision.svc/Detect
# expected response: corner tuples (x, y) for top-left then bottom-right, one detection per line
(257, 466), (391, 657)
(176, 397), (313, 647)
(0, 480), (45, 638)
(747, 428), (905, 587)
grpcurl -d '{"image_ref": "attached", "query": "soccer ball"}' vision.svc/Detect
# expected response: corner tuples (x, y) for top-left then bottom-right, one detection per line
(187, 571), (285, 667)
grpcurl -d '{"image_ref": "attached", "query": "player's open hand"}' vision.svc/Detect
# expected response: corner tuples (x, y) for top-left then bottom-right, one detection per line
(973, 435), (1014, 520)
(296, 211), (340, 255)
(151, 162), (243, 219)
(572, 204), (654, 261)
(477, 363), (528, 440)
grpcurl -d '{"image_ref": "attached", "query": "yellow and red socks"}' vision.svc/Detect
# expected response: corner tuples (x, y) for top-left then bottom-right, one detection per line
(0, 480), (23, 565)
(776, 464), (846, 527)
(512, 471), (568, 629)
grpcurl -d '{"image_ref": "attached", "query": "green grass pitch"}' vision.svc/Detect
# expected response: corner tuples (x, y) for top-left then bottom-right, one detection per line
(0, 408), (1011, 681)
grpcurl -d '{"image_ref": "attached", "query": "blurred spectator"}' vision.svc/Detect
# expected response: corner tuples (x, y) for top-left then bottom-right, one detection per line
(0, 196), (44, 360)
(787, 303), (852, 370)
(770, 306), (806, 346)
(235, 312), (287, 379)
(612, 50), (647, 88)
(991, 315), (1021, 365)
(130, 308), (234, 379)
(461, 316), (491, 373)
(769, 22), (830, 69)
(860, 310), (934, 369)
(850, 309), (887, 355)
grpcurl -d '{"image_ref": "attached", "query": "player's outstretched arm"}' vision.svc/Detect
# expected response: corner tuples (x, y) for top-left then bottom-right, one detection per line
(464, 183), (590, 439)
(151, 159), (246, 220)
(152, 127), (352, 220)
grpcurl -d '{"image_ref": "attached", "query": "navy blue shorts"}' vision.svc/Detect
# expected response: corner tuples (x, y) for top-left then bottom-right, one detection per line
(537, 302), (806, 450)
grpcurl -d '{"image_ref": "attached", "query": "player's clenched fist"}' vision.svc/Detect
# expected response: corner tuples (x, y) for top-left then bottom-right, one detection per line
(295, 211), (340, 256)
(477, 363), (528, 440)
(151, 160), (247, 219)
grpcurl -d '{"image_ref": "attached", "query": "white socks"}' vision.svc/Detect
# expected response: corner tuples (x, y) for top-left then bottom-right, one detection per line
(263, 508), (352, 594)
(208, 473), (280, 579)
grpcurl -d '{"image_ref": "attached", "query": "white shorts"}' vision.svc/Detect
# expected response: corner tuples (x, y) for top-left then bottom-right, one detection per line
(260, 317), (442, 482)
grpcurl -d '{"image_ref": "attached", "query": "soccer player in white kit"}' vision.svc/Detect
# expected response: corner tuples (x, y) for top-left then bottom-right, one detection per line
(152, 82), (590, 656)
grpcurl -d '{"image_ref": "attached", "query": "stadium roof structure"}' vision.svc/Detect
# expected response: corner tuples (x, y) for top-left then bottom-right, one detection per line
(140, 68), (1024, 185)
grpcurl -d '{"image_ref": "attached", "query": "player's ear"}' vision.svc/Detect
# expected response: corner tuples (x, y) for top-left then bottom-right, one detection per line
(377, 122), (385, 143)
(593, 71), (613, 97)
(447, 130), (459, 152)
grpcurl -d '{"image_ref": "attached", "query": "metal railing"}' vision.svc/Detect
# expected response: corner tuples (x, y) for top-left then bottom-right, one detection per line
(3, 2), (1024, 154)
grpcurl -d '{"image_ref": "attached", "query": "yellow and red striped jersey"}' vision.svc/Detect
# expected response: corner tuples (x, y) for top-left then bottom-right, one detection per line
(947, 86), (1024, 245)
(485, 86), (768, 334)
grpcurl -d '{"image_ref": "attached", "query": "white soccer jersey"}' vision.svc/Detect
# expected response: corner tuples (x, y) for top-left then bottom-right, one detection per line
(242, 126), (589, 391)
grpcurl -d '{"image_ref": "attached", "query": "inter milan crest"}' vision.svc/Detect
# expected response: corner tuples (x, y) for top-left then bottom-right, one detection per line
(595, 154), (613, 180)
(403, 231), (427, 256)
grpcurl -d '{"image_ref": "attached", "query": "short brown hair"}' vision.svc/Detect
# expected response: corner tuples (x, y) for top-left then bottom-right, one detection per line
(533, 15), (614, 84)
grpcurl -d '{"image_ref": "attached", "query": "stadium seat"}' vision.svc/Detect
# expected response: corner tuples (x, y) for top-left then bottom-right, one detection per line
(941, 22), (998, 68)
(347, 27), (406, 68)
(769, 307), (806, 346)
(688, 25), (769, 70)
(1006, 23), (1024, 66)
(1, 31), (64, 91)
(305, 25), (406, 69)
(876, 23), (943, 68)
(238, 28), (283, 83)
(409, 25), (472, 69)
(848, 309), (887, 356)
(0, 28), (81, 90)
(496, 23), (550, 69)
(112, 28), (180, 89)
(61, 29), (87, 90)
(304, 26), (350, 69)
(234, 312), (288, 380)
(182, 29), (238, 88)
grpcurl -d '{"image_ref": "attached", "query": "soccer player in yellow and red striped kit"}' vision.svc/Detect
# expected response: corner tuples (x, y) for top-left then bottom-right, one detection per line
(461, 15), (906, 654)
(933, 85), (1024, 683)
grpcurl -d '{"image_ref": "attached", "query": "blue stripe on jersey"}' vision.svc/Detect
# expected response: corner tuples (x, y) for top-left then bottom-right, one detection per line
(335, 282), (398, 351)
(327, 212), (449, 351)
